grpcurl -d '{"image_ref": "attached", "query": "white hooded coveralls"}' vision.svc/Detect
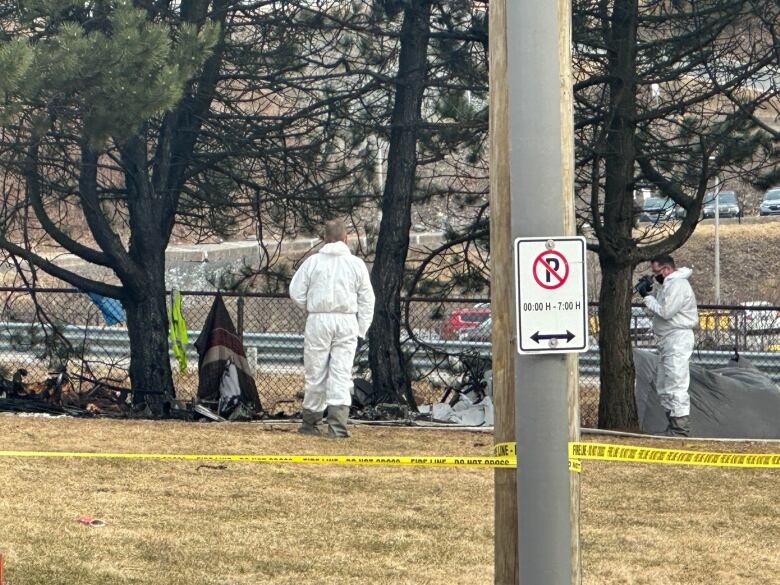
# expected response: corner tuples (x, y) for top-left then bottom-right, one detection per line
(289, 241), (375, 412)
(643, 267), (698, 417)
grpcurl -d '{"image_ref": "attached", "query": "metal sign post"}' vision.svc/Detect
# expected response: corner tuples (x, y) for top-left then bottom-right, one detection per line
(507, 1), (581, 584)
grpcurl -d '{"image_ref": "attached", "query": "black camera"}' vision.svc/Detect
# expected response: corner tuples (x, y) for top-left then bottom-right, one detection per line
(635, 275), (653, 297)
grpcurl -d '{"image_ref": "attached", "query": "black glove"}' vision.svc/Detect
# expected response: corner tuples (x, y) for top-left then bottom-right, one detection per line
(635, 275), (653, 298)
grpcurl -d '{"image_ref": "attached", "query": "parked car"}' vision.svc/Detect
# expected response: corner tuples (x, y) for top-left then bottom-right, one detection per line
(439, 306), (492, 340)
(638, 196), (676, 223)
(673, 194), (708, 219)
(701, 190), (741, 219)
(759, 187), (780, 216)
(587, 306), (653, 343)
(739, 301), (780, 334)
(628, 306), (653, 340)
(459, 317), (492, 342)
(674, 191), (742, 220)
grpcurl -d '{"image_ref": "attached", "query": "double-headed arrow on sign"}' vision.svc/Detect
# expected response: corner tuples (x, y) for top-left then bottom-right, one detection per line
(530, 330), (575, 344)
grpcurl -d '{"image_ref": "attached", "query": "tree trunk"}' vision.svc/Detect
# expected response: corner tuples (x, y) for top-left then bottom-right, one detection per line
(597, 258), (639, 430)
(369, 2), (432, 411)
(123, 268), (175, 416)
(596, 0), (641, 430)
(122, 139), (177, 416)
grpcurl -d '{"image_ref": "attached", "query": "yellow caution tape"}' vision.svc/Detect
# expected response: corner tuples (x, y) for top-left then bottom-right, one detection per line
(1, 442), (778, 471)
(568, 442), (780, 470)
(495, 441), (582, 472)
(495, 441), (780, 472)
(0, 450), (515, 469)
(493, 442), (516, 458)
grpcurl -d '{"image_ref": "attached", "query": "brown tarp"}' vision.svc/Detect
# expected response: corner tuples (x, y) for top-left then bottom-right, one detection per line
(194, 294), (262, 412)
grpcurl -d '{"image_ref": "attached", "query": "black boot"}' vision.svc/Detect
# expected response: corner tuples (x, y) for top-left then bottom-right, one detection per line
(327, 405), (351, 438)
(662, 414), (690, 437)
(298, 408), (324, 436)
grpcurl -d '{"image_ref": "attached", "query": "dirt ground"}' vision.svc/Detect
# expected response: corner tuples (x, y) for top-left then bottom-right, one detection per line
(662, 219), (780, 305)
(0, 416), (778, 585)
(592, 218), (780, 305)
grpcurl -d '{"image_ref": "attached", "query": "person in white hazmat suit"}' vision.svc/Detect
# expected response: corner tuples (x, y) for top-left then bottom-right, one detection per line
(635, 254), (698, 436)
(289, 220), (375, 438)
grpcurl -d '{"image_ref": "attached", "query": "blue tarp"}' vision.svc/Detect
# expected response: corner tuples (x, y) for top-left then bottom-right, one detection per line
(86, 293), (126, 326)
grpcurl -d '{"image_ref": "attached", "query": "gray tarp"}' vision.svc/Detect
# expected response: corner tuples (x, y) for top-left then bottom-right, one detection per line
(634, 349), (780, 438)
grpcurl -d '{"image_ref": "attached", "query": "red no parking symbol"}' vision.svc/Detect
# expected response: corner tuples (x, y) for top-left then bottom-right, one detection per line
(532, 250), (569, 290)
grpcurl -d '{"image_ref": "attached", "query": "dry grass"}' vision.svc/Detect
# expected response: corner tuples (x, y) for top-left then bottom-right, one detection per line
(581, 437), (780, 585)
(0, 417), (779, 585)
(0, 417), (494, 585)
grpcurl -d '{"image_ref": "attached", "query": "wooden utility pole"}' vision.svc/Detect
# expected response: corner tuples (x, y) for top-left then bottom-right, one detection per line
(488, 2), (517, 584)
(490, 0), (581, 584)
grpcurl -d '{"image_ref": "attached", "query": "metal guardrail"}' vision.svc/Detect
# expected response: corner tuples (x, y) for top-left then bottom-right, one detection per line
(579, 348), (780, 381)
(2, 321), (780, 382)
(0, 322), (491, 366)
(0, 322), (304, 364)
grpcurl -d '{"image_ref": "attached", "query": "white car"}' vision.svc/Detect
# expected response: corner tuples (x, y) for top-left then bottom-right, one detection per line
(759, 188), (780, 216)
(629, 306), (653, 342)
(739, 301), (780, 334)
(638, 197), (676, 223)
(459, 317), (492, 342)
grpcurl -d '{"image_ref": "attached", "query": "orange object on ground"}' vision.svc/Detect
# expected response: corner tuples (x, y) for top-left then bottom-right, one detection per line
(77, 516), (106, 527)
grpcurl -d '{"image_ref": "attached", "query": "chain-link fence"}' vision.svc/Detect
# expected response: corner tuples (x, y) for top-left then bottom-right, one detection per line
(1, 287), (779, 425)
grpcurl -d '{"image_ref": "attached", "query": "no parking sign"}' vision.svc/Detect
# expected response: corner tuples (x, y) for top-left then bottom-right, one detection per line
(514, 237), (588, 354)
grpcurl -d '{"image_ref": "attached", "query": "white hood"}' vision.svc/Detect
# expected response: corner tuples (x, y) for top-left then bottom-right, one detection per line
(643, 267), (698, 336)
(319, 241), (351, 256)
(665, 267), (692, 282)
(288, 241), (375, 337)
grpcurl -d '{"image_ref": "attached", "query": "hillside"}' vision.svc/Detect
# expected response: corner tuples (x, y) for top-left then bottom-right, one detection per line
(667, 219), (780, 305)
(4, 215), (780, 307)
(587, 217), (780, 306)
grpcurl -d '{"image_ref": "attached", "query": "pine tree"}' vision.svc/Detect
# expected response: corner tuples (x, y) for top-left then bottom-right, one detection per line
(573, 0), (780, 429)
(0, 0), (387, 413)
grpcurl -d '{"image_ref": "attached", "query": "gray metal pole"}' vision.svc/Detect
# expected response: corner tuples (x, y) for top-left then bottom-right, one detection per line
(714, 190), (721, 305)
(507, 1), (579, 584)
(709, 157), (721, 305)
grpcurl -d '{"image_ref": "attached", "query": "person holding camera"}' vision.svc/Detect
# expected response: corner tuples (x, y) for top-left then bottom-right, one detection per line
(635, 254), (698, 436)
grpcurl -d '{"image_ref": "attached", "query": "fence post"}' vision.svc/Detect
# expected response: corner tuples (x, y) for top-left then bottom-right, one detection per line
(237, 295), (245, 341)
(235, 295), (257, 375)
